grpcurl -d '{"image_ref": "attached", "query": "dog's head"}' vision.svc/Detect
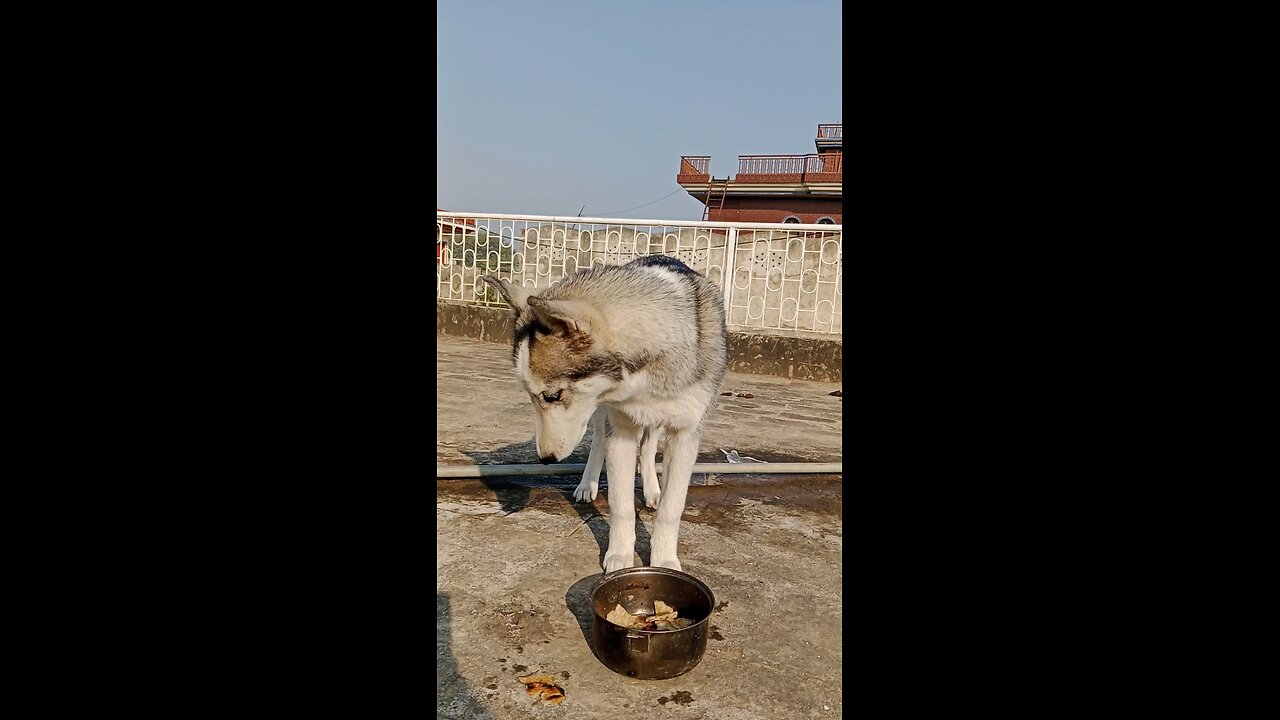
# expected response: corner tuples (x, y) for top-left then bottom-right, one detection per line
(480, 276), (624, 463)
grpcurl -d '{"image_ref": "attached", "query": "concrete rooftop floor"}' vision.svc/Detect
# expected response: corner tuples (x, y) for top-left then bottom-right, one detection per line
(437, 334), (843, 719)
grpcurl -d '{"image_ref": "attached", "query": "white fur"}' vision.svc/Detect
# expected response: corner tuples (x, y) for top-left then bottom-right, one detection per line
(573, 412), (663, 510)
(536, 374), (609, 461)
(639, 425), (663, 510)
(485, 260), (726, 573)
(558, 357), (717, 574)
(573, 407), (607, 502)
(602, 412), (641, 572)
(514, 338), (531, 387)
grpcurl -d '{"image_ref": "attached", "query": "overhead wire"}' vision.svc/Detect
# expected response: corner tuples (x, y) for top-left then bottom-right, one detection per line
(589, 187), (685, 217)
(439, 185), (693, 244)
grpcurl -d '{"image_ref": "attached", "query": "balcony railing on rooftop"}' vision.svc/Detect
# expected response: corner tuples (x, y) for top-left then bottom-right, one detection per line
(805, 154), (842, 176)
(678, 156), (711, 182)
(739, 155), (808, 177)
(737, 153), (842, 183)
(678, 153), (841, 184)
(817, 123), (842, 139)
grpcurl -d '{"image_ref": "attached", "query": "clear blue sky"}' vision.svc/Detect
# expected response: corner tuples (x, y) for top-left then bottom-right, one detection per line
(437, 0), (841, 222)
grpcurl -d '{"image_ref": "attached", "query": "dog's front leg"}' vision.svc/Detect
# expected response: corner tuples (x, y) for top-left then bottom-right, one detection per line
(574, 406), (607, 502)
(602, 410), (641, 572)
(640, 426), (662, 509)
(649, 428), (699, 571)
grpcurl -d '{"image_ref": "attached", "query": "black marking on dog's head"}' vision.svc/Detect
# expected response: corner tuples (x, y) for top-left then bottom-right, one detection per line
(511, 319), (549, 362)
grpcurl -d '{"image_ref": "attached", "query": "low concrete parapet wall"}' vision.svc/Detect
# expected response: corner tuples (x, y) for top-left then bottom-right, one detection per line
(437, 301), (841, 383)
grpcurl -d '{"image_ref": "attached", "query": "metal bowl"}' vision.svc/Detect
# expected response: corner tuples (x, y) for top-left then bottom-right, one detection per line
(589, 567), (715, 680)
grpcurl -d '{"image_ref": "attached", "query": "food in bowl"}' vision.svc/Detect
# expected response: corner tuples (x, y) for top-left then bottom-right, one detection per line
(606, 599), (694, 631)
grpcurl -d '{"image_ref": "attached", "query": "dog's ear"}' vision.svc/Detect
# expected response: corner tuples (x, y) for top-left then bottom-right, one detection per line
(527, 297), (595, 337)
(479, 276), (532, 315)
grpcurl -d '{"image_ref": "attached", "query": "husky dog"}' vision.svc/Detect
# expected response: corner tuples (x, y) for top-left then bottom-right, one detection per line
(480, 255), (727, 572)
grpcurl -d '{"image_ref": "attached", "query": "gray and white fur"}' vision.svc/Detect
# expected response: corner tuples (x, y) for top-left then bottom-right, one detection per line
(481, 255), (727, 572)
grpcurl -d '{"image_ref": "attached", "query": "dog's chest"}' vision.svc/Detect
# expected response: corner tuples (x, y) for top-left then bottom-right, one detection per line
(610, 393), (706, 430)
(602, 370), (709, 430)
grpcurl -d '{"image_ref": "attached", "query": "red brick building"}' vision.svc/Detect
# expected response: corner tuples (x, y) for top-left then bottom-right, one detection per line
(677, 123), (842, 224)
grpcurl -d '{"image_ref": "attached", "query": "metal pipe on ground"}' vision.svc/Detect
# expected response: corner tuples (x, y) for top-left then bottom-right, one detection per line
(436, 462), (842, 478)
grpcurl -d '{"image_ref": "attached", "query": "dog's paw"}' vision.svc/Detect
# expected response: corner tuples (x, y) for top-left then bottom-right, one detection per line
(643, 483), (661, 509)
(603, 549), (636, 573)
(651, 555), (683, 572)
(573, 480), (598, 503)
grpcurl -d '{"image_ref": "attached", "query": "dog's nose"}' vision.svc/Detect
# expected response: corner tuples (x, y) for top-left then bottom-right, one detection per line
(539, 454), (557, 465)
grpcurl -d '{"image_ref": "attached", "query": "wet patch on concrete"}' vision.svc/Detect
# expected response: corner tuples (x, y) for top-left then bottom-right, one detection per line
(658, 690), (695, 705)
(438, 474), (841, 528)
(437, 449), (842, 719)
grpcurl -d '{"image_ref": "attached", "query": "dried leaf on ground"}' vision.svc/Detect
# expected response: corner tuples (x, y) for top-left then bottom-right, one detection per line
(518, 673), (565, 705)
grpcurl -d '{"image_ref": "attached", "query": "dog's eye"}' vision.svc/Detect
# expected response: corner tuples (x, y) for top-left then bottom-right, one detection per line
(542, 390), (562, 403)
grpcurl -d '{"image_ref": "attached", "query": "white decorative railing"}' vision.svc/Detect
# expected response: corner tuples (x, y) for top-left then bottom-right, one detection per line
(436, 212), (842, 336)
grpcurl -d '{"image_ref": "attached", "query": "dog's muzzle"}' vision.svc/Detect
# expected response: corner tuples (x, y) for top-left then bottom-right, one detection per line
(539, 454), (558, 465)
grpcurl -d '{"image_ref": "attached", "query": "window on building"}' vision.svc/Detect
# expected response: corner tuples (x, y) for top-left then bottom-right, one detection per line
(817, 217), (835, 225)
(783, 216), (801, 224)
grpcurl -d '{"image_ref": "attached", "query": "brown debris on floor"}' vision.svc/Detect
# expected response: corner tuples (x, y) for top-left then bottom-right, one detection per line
(517, 673), (565, 705)
(658, 691), (695, 705)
